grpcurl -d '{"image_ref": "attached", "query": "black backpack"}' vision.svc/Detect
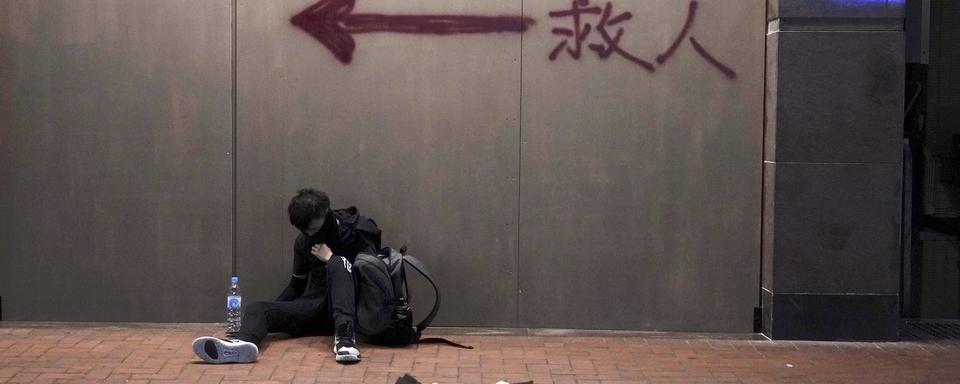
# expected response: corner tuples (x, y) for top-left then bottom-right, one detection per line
(353, 246), (472, 349)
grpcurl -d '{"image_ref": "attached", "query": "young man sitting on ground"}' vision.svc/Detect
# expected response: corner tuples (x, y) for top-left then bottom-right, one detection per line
(192, 188), (381, 363)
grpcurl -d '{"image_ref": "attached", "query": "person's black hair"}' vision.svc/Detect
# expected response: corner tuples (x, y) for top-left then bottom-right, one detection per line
(288, 188), (331, 232)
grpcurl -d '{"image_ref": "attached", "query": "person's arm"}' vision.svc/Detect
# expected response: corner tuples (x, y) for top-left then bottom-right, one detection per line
(276, 235), (309, 301)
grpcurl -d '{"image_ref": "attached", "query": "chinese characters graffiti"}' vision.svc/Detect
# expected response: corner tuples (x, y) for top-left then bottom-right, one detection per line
(549, 0), (654, 71)
(655, 1), (737, 79)
(292, 0), (739, 81)
(548, 0), (737, 80)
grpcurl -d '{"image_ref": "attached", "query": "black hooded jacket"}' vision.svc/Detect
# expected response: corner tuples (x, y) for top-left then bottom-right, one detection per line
(277, 207), (381, 300)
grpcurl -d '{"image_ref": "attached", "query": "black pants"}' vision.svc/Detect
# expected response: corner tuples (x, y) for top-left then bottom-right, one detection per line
(234, 256), (356, 346)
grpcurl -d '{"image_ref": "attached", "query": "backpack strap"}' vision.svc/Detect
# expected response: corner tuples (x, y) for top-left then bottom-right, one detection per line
(416, 337), (474, 349)
(401, 254), (474, 350)
(401, 255), (440, 332)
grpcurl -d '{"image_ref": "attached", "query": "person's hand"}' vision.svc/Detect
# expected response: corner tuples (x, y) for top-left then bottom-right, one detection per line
(311, 243), (333, 263)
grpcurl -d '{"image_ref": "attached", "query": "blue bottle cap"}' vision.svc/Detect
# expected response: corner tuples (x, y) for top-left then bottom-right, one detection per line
(231, 276), (239, 284)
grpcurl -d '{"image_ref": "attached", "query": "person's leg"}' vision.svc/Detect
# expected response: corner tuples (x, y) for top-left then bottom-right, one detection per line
(327, 256), (360, 362)
(193, 298), (326, 364)
(327, 256), (358, 328)
(234, 298), (326, 345)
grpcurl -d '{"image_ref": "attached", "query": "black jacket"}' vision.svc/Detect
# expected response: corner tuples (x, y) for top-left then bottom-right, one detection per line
(277, 207), (381, 300)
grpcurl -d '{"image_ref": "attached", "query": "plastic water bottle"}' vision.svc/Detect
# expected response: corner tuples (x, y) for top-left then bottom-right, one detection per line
(226, 276), (242, 337)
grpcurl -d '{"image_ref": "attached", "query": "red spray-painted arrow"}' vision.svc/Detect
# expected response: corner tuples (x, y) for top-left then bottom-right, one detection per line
(291, 0), (536, 64)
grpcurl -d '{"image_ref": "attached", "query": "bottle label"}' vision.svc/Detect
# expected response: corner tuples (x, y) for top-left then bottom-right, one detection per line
(227, 296), (241, 311)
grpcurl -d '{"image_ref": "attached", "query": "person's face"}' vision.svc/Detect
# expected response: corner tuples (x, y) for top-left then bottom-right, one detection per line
(302, 216), (326, 236)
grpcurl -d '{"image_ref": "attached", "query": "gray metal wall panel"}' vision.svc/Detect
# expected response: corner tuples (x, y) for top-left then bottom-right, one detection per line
(0, 1), (233, 321)
(1, 0), (766, 330)
(518, 0), (765, 332)
(235, 0), (522, 327)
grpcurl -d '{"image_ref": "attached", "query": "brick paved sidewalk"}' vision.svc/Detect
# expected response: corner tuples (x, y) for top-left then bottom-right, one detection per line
(1, 323), (958, 384)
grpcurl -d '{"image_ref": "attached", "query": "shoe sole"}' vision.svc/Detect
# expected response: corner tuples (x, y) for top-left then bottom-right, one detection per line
(191, 337), (258, 364)
(335, 353), (361, 363)
(334, 345), (361, 363)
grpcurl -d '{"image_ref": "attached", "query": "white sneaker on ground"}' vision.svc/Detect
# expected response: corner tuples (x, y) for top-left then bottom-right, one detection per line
(333, 322), (361, 363)
(191, 336), (259, 364)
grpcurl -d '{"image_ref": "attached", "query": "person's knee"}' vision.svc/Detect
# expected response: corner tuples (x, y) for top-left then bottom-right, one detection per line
(327, 256), (352, 275)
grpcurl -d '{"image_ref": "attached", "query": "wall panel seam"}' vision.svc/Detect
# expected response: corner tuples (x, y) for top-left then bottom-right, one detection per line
(231, 0), (238, 276)
(516, 0), (524, 329)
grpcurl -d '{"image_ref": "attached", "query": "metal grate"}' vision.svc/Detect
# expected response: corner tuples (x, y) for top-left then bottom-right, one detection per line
(901, 319), (960, 341)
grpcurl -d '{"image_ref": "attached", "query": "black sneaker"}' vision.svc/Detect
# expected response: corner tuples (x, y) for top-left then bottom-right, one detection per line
(191, 336), (259, 364)
(333, 322), (360, 363)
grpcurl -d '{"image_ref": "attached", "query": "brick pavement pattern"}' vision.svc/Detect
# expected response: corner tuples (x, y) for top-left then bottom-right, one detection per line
(1, 323), (959, 383)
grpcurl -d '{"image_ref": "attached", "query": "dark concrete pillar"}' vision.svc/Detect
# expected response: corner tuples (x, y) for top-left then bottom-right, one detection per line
(763, 0), (905, 341)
